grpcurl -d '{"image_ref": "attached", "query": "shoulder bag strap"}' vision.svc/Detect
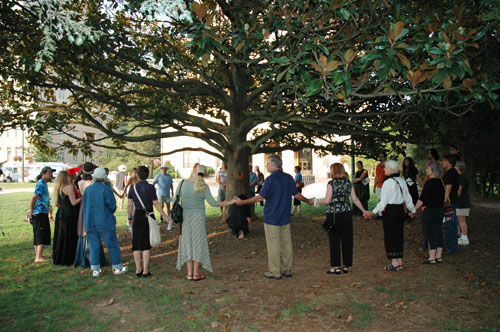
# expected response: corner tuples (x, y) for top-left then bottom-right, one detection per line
(133, 185), (147, 210)
(176, 180), (184, 199)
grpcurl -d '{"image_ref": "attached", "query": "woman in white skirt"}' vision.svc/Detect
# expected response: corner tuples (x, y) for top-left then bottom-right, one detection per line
(170, 165), (234, 281)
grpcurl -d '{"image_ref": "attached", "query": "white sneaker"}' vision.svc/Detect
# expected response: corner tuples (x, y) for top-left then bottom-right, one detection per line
(458, 238), (469, 245)
(113, 266), (128, 275)
(92, 269), (102, 277)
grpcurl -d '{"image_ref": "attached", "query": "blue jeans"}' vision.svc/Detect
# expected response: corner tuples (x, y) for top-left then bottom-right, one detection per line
(444, 205), (459, 253)
(87, 230), (123, 271)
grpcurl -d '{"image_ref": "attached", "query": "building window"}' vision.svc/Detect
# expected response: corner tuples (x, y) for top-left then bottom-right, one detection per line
(73, 153), (78, 162)
(183, 151), (193, 168)
(7, 147), (12, 160)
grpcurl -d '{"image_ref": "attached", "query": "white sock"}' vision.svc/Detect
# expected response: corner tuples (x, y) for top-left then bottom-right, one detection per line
(461, 234), (468, 240)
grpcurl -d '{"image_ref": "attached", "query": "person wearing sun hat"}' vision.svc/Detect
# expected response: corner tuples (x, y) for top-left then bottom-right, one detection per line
(83, 167), (128, 277)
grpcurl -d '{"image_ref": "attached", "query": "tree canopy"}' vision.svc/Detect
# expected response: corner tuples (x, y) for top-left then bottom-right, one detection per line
(1, 0), (499, 195)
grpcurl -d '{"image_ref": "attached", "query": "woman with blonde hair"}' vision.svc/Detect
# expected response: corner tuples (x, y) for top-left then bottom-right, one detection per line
(168, 165), (234, 281)
(315, 163), (368, 274)
(53, 170), (82, 265)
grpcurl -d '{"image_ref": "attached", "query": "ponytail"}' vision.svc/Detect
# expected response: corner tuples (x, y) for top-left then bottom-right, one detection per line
(194, 173), (207, 192)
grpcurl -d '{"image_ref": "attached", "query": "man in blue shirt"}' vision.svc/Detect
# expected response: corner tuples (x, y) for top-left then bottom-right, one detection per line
(27, 166), (55, 263)
(249, 164), (257, 197)
(154, 166), (174, 221)
(235, 155), (314, 279)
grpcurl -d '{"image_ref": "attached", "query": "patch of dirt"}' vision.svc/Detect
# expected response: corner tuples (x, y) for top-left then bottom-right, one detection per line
(112, 200), (500, 331)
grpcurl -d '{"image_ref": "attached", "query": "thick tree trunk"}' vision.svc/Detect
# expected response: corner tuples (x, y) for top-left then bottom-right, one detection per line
(226, 147), (251, 201)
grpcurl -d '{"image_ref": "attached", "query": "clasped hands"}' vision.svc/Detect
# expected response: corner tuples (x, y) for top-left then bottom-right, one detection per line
(363, 211), (416, 219)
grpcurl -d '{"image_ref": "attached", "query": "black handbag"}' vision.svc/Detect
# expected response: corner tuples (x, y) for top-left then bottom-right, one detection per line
(171, 180), (184, 224)
(322, 182), (336, 232)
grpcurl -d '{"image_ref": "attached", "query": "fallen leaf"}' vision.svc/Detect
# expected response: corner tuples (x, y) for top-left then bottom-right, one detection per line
(274, 313), (282, 318)
(265, 318), (273, 322)
(96, 298), (114, 307)
(346, 314), (354, 324)
(312, 285), (321, 288)
(187, 316), (195, 320)
(474, 291), (481, 295)
(152, 328), (165, 332)
(120, 309), (131, 314)
(481, 282), (486, 286)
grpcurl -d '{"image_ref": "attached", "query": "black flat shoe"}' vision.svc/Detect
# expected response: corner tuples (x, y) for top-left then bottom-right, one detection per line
(142, 272), (152, 278)
(422, 259), (436, 265)
(342, 267), (349, 274)
(136, 270), (143, 278)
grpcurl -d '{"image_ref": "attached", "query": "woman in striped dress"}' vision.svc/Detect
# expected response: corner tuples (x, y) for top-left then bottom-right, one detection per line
(172, 165), (234, 281)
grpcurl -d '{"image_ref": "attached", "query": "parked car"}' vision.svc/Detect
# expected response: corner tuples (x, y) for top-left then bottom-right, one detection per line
(1, 162), (30, 182)
(26, 162), (69, 182)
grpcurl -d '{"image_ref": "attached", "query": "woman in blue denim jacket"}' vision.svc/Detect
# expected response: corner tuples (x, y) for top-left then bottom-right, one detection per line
(83, 168), (128, 277)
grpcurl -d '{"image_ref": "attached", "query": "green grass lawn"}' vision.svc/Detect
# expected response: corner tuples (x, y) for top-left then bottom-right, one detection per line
(0, 188), (380, 331)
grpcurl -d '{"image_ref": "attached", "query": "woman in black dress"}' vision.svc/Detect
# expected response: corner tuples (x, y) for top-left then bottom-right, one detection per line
(402, 157), (421, 205)
(226, 194), (251, 239)
(414, 161), (445, 264)
(53, 170), (82, 265)
(352, 161), (369, 216)
(128, 166), (168, 278)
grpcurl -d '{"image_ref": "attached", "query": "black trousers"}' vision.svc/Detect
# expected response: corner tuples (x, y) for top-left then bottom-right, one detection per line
(327, 211), (353, 267)
(423, 207), (444, 250)
(383, 204), (405, 259)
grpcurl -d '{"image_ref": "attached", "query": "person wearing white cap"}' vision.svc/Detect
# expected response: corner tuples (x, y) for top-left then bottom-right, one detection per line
(167, 165), (235, 281)
(83, 168), (128, 277)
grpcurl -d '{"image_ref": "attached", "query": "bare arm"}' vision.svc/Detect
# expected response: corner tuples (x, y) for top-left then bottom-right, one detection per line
(234, 195), (263, 206)
(458, 185), (463, 197)
(294, 192), (314, 205)
(153, 200), (168, 219)
(27, 194), (40, 217)
(316, 183), (333, 205)
(353, 170), (367, 183)
(63, 185), (82, 206)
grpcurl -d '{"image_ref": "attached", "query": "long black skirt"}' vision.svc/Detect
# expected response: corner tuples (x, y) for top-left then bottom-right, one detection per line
(132, 209), (152, 251)
(53, 215), (79, 265)
(227, 198), (250, 236)
(382, 204), (406, 259)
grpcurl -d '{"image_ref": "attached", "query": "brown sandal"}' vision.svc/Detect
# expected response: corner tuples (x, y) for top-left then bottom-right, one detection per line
(185, 274), (193, 280)
(193, 274), (206, 281)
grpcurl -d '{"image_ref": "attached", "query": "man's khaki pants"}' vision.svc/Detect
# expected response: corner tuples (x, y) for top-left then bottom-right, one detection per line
(264, 223), (293, 275)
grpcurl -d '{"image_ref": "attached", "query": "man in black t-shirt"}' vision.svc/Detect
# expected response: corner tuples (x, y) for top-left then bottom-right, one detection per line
(442, 155), (460, 254)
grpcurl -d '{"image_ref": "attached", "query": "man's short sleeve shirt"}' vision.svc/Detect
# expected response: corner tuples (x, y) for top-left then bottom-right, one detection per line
(154, 173), (173, 197)
(33, 179), (50, 215)
(259, 170), (298, 226)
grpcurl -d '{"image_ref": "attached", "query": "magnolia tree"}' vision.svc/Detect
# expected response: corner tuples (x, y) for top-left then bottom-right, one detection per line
(1, 0), (499, 197)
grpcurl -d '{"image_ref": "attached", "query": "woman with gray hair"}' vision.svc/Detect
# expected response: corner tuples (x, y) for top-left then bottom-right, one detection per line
(414, 161), (445, 264)
(365, 160), (416, 271)
(167, 165), (235, 281)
